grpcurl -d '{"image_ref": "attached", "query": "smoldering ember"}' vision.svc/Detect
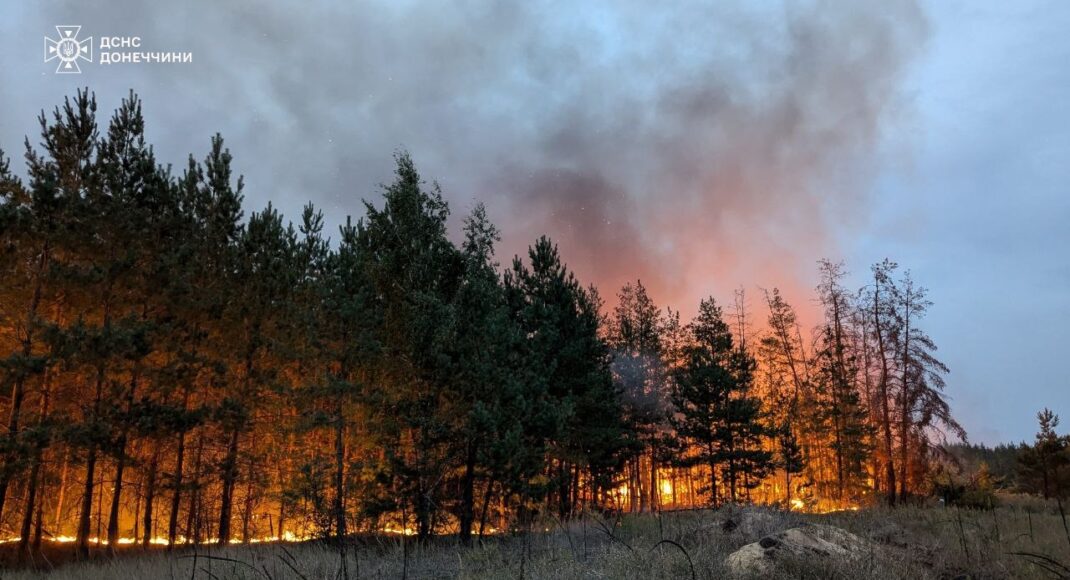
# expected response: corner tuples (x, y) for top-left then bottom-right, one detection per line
(1, 2), (1069, 580)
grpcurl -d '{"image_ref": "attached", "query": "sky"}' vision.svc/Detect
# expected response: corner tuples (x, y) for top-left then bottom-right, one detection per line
(1, 1), (1067, 445)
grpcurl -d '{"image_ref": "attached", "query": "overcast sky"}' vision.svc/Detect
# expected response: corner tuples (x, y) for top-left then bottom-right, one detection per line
(1, 1), (1067, 444)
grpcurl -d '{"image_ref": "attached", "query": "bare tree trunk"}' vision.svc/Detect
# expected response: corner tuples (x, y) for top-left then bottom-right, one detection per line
(333, 399), (347, 543)
(897, 286), (913, 503)
(858, 312), (881, 496)
(572, 464), (581, 514)
(188, 431), (205, 545)
(477, 478), (496, 538)
(53, 448), (69, 531)
(872, 272), (897, 506)
(278, 498), (287, 541)
(107, 369), (142, 553)
(143, 444), (160, 548)
(785, 468), (792, 507)
(17, 456), (41, 563)
(459, 442), (477, 543)
(649, 456), (658, 511)
(105, 445), (127, 553)
(167, 426), (187, 548)
(17, 363), (53, 561)
(707, 443), (718, 506)
(218, 428), (240, 545)
(241, 476), (254, 543)
(32, 483), (44, 552)
(220, 342), (257, 546)
(77, 366), (107, 559)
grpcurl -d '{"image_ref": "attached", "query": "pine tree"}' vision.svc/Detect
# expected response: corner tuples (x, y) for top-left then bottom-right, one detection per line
(450, 204), (526, 542)
(1018, 409), (1070, 499)
(723, 326), (774, 502)
(216, 202), (297, 545)
(759, 288), (813, 505)
(609, 281), (669, 512)
(892, 270), (964, 500)
(813, 260), (872, 502)
(671, 298), (771, 505)
(0, 93), (96, 541)
(505, 238), (630, 518)
(164, 138), (243, 548)
(359, 152), (463, 539)
(92, 91), (175, 553)
(867, 259), (900, 505)
(778, 425), (805, 507)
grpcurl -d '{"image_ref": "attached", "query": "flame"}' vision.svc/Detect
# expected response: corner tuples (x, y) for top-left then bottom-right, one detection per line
(0, 533), (304, 546)
(790, 498), (805, 511)
(812, 505), (860, 515)
(0, 524), (436, 547)
(659, 479), (673, 496)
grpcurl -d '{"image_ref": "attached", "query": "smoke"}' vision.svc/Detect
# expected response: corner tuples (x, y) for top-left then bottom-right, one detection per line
(490, 2), (929, 320)
(1, 0), (928, 320)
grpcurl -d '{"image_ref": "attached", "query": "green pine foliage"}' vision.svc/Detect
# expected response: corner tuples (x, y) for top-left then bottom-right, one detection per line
(670, 298), (773, 506)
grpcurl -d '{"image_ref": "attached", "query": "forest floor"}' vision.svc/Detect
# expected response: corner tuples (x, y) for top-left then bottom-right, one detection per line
(2, 496), (1070, 579)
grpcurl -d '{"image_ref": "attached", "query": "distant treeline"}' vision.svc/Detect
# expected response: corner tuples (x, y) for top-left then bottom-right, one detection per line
(942, 410), (1070, 502)
(2, 91), (971, 560)
(945, 443), (1024, 487)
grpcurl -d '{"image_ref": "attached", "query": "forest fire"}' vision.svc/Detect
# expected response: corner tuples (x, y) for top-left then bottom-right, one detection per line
(0, 91), (964, 561)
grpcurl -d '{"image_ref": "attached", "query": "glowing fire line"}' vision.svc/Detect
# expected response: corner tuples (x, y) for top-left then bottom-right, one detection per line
(0, 527), (428, 547)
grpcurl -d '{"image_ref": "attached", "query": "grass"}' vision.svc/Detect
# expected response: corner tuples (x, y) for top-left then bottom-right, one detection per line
(3, 496), (1070, 579)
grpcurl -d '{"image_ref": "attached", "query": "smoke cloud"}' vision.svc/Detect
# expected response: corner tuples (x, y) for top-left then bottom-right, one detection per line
(1, 0), (927, 319)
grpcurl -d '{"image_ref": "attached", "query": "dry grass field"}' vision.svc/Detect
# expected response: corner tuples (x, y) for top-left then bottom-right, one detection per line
(3, 497), (1069, 579)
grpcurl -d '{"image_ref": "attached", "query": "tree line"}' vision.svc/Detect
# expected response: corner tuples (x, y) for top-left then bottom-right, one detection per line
(938, 409), (1070, 507)
(0, 91), (964, 560)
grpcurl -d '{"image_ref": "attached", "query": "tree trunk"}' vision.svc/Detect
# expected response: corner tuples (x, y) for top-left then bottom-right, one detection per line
(833, 419), (845, 500)
(708, 459), (718, 507)
(477, 478), (496, 538)
(333, 402), (347, 542)
(649, 456), (658, 511)
(105, 446), (128, 554)
(143, 444), (160, 548)
(167, 428), (186, 548)
(52, 448), (69, 531)
(785, 468), (792, 507)
(0, 375), (28, 525)
(77, 362), (109, 559)
(241, 477), (254, 543)
(0, 242), (49, 524)
(188, 432), (205, 545)
(558, 460), (572, 518)
(872, 278), (897, 505)
(76, 447), (98, 559)
(459, 442), (477, 544)
(217, 427), (240, 545)
(572, 464), (581, 514)
(897, 294), (913, 503)
(278, 497), (287, 541)
(106, 370), (141, 553)
(637, 457), (648, 512)
(17, 362), (52, 560)
(17, 456), (41, 563)
(32, 483), (44, 552)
